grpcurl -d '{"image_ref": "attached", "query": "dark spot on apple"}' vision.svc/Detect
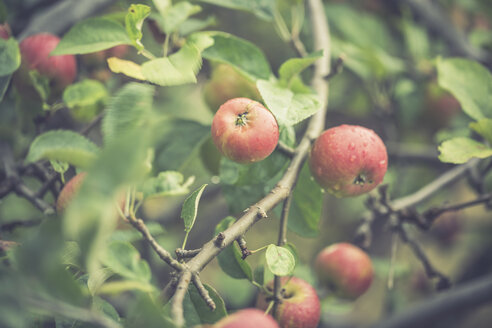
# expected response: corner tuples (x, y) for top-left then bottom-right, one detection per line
(235, 111), (249, 126)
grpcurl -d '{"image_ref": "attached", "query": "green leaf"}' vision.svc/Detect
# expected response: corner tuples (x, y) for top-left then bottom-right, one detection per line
(0, 74), (11, 101)
(126, 294), (175, 328)
(29, 70), (50, 102)
(181, 184), (207, 232)
(202, 32), (271, 81)
(437, 58), (492, 120)
(102, 241), (151, 283)
(215, 216), (253, 280)
(63, 79), (108, 121)
(102, 82), (155, 144)
(257, 79), (321, 126)
(98, 280), (156, 294)
(142, 171), (195, 198)
(52, 18), (131, 55)
(288, 162), (322, 237)
(278, 50), (323, 87)
(265, 244), (295, 276)
(401, 16), (430, 61)
(162, 2), (201, 34)
(284, 242), (299, 267)
(154, 119), (210, 171)
(179, 16), (217, 36)
(50, 160), (69, 181)
(195, 0), (274, 20)
(125, 4), (151, 50)
(470, 118), (492, 144)
(87, 267), (114, 295)
(187, 283), (227, 324)
(25, 130), (99, 168)
(253, 265), (265, 285)
(0, 37), (20, 76)
(107, 57), (146, 80)
(141, 33), (214, 86)
(110, 222), (165, 242)
(438, 137), (492, 164)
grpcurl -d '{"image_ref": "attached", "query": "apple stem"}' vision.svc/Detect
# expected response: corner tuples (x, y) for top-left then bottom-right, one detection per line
(235, 112), (249, 126)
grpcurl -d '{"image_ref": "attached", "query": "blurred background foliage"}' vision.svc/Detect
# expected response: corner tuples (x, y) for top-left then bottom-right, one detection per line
(1, 0), (492, 327)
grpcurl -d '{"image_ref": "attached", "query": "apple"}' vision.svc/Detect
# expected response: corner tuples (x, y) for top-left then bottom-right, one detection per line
(16, 33), (77, 95)
(315, 243), (373, 299)
(56, 172), (87, 212)
(0, 23), (11, 39)
(204, 64), (262, 113)
(256, 277), (320, 328)
(424, 82), (461, 130)
(213, 308), (279, 328)
(211, 97), (279, 164)
(309, 124), (388, 197)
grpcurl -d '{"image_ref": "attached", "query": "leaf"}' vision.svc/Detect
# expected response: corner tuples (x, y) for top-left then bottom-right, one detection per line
(265, 244), (295, 276)
(154, 119), (210, 171)
(52, 18), (131, 55)
(283, 242), (299, 267)
(253, 265), (265, 285)
(102, 241), (151, 283)
(257, 79), (321, 126)
(126, 294), (175, 328)
(288, 162), (322, 237)
(141, 33), (214, 86)
(63, 79), (108, 121)
(187, 283), (227, 324)
(202, 32), (271, 81)
(142, 171), (195, 198)
(101, 82), (155, 144)
(107, 57), (145, 80)
(125, 4), (151, 50)
(181, 184), (207, 232)
(179, 16), (217, 36)
(214, 216), (253, 280)
(162, 2), (202, 34)
(437, 58), (492, 120)
(0, 37), (20, 76)
(278, 50), (323, 87)
(25, 130), (99, 168)
(0, 74), (11, 101)
(87, 267), (114, 295)
(470, 118), (492, 145)
(98, 280), (156, 294)
(195, 0), (274, 20)
(110, 222), (165, 242)
(438, 137), (492, 164)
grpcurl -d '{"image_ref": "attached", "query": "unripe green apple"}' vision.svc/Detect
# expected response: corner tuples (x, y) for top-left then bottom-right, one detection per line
(214, 308), (279, 328)
(315, 243), (373, 299)
(256, 277), (320, 328)
(0, 23), (11, 39)
(309, 124), (388, 197)
(211, 97), (279, 164)
(204, 64), (262, 113)
(16, 33), (77, 96)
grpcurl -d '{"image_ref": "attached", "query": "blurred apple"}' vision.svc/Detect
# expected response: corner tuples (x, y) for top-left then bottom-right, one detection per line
(424, 81), (461, 130)
(214, 308), (279, 328)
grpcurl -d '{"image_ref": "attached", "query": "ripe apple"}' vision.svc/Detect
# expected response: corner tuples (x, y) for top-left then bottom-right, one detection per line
(211, 97), (279, 164)
(56, 172), (87, 212)
(256, 277), (320, 328)
(315, 243), (373, 299)
(0, 23), (11, 39)
(204, 64), (262, 113)
(16, 33), (77, 96)
(309, 124), (388, 197)
(213, 308), (279, 328)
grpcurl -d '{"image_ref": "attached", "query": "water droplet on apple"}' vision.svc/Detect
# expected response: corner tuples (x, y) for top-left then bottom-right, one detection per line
(379, 160), (386, 167)
(348, 142), (355, 150)
(350, 155), (356, 162)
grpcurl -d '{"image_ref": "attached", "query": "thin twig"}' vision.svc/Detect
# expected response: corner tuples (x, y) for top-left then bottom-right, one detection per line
(175, 248), (202, 259)
(171, 270), (192, 328)
(192, 273), (216, 311)
(236, 236), (251, 260)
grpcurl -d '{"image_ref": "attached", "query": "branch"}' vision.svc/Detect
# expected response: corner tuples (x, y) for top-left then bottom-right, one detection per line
(373, 274), (492, 328)
(171, 270), (192, 328)
(166, 0), (332, 322)
(398, 0), (489, 63)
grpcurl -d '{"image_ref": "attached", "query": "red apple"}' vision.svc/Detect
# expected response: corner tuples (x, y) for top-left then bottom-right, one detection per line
(256, 277), (320, 328)
(56, 172), (87, 212)
(424, 82), (461, 130)
(15, 33), (77, 97)
(211, 97), (279, 164)
(0, 23), (11, 39)
(315, 243), (373, 299)
(214, 308), (279, 328)
(309, 124), (388, 197)
(204, 64), (262, 113)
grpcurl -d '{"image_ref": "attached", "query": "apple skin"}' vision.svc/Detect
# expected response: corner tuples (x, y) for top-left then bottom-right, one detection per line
(204, 64), (262, 113)
(424, 82), (461, 130)
(56, 172), (87, 213)
(315, 243), (373, 299)
(17, 33), (77, 94)
(256, 277), (320, 328)
(211, 97), (279, 164)
(0, 23), (11, 39)
(309, 124), (388, 197)
(214, 308), (279, 328)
